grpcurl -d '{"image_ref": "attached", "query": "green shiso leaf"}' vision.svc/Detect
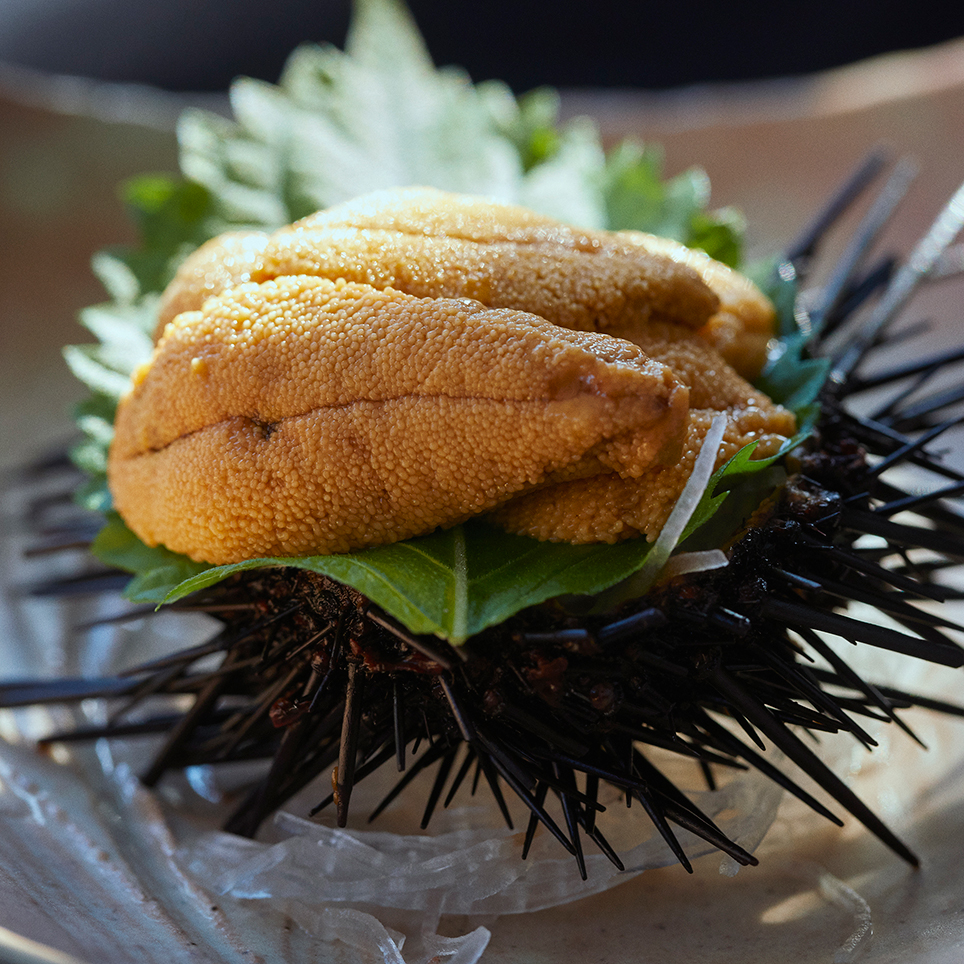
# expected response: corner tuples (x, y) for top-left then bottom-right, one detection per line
(76, 0), (822, 644)
(62, 344), (135, 401)
(179, 0), (565, 227)
(688, 207), (744, 268)
(600, 141), (743, 266)
(91, 513), (210, 603)
(751, 258), (830, 411)
(113, 176), (215, 294)
(681, 414), (817, 554)
(159, 521), (668, 644)
(74, 475), (112, 514)
(481, 85), (562, 173)
(760, 335), (830, 412)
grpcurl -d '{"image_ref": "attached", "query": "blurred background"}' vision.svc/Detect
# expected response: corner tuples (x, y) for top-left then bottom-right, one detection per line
(2, 0), (964, 92)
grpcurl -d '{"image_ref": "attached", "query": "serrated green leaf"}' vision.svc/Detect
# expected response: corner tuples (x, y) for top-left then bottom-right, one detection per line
(125, 566), (207, 605)
(517, 117), (606, 227)
(74, 475), (112, 513)
(69, 437), (108, 476)
(479, 83), (562, 172)
(90, 252), (141, 305)
(681, 421), (816, 553)
(601, 141), (667, 232)
(183, 14), (518, 218)
(688, 208), (744, 267)
(116, 175), (217, 292)
(745, 258), (830, 410)
(75, 413), (113, 448)
(69, 393), (116, 482)
(660, 166), (710, 240)
(745, 256), (798, 338)
(90, 513), (209, 599)
(599, 141), (740, 261)
(600, 141), (700, 240)
(173, 0), (615, 228)
(73, 392), (118, 424)
(77, 302), (155, 366)
(63, 344), (132, 400)
(124, 173), (210, 225)
(161, 519), (666, 643)
(759, 339), (831, 412)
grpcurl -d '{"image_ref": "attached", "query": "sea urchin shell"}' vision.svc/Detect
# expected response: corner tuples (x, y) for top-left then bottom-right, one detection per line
(7, 159), (964, 881)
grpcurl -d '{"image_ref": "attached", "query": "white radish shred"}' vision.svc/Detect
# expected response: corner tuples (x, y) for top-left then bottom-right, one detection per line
(662, 549), (729, 580)
(625, 414), (729, 595)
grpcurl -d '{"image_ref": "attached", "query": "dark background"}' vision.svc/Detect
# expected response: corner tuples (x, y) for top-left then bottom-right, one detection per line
(2, 0), (964, 92)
